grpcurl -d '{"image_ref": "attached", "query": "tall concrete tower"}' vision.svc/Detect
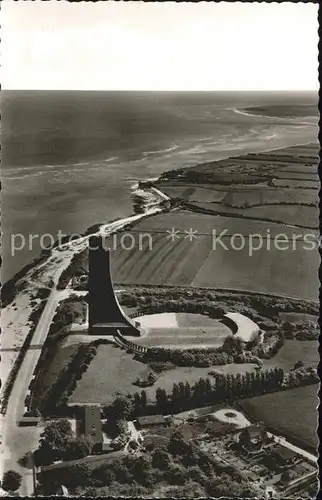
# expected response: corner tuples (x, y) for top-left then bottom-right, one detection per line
(88, 235), (141, 336)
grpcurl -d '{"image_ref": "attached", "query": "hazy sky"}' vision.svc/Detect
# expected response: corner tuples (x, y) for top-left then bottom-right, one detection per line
(1, 1), (318, 91)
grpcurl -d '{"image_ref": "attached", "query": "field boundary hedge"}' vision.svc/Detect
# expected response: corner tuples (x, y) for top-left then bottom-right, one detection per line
(117, 284), (319, 308)
(39, 339), (109, 416)
(182, 202), (316, 230)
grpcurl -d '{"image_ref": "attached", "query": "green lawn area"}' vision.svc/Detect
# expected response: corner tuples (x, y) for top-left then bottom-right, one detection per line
(69, 343), (224, 405)
(68, 336), (317, 407)
(69, 344), (150, 405)
(68, 340), (258, 406)
(262, 340), (318, 371)
(35, 341), (79, 400)
(238, 384), (318, 452)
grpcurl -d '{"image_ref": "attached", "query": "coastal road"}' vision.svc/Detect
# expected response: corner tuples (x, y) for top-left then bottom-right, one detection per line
(1, 288), (61, 496)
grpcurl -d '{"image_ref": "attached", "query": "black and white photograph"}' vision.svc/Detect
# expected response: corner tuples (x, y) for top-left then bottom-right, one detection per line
(0, 1), (319, 497)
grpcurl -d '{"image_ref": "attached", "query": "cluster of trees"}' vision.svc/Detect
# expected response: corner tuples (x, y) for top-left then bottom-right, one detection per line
(281, 320), (319, 341)
(102, 361), (317, 425)
(101, 368), (285, 423)
(101, 395), (134, 441)
(157, 162), (266, 186)
(38, 425), (257, 498)
(134, 329), (279, 368)
(57, 250), (88, 290)
(283, 364), (318, 388)
(148, 361), (175, 373)
(1, 470), (22, 493)
(102, 393), (142, 424)
(34, 419), (90, 467)
(136, 345), (234, 368)
(252, 331), (285, 359)
(48, 295), (87, 337)
(134, 371), (157, 388)
(37, 359), (318, 494)
(39, 342), (99, 416)
(120, 286), (319, 320)
(157, 368), (285, 414)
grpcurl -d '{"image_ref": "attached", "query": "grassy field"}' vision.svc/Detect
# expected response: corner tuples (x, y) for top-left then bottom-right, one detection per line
(107, 211), (318, 300)
(222, 188), (316, 208)
(238, 384), (318, 452)
(68, 344), (256, 405)
(161, 184), (316, 208)
(273, 179), (318, 189)
(159, 185), (227, 203)
(133, 326), (230, 349)
(243, 204), (318, 229)
(69, 344), (150, 405)
(111, 232), (213, 286)
(133, 312), (231, 348)
(262, 340), (318, 371)
(188, 201), (317, 228)
(278, 164), (317, 174)
(273, 171), (318, 181)
(67, 337), (318, 408)
(155, 144), (318, 226)
(35, 341), (80, 399)
(191, 240), (318, 300)
(69, 338), (318, 408)
(127, 210), (315, 236)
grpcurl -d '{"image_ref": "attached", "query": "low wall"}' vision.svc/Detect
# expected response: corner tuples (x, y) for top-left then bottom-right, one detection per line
(114, 330), (148, 354)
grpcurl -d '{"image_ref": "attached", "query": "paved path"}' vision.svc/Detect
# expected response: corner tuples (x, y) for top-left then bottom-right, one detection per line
(0, 289), (61, 496)
(268, 433), (317, 464)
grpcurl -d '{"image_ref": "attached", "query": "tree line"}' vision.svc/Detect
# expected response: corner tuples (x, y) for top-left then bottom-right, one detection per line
(119, 286), (319, 318)
(102, 363), (317, 423)
(101, 367), (285, 422)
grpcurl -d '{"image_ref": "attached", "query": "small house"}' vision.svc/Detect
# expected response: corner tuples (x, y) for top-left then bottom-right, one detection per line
(238, 425), (267, 450)
(77, 406), (103, 453)
(262, 446), (298, 472)
(136, 415), (172, 429)
(270, 446), (298, 468)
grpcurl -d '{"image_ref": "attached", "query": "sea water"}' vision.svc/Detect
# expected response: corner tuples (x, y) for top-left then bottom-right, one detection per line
(1, 90), (317, 280)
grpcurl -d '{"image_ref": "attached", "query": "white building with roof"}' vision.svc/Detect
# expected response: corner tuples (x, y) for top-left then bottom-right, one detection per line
(223, 312), (260, 343)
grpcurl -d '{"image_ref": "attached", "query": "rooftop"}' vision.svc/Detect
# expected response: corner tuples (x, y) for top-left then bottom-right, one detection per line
(223, 312), (260, 342)
(137, 415), (172, 426)
(243, 424), (266, 438)
(272, 445), (298, 462)
(82, 405), (103, 444)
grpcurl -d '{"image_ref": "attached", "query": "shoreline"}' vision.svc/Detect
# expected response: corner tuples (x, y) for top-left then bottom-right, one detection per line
(0, 198), (168, 401)
(231, 105), (318, 124)
(2, 139), (318, 290)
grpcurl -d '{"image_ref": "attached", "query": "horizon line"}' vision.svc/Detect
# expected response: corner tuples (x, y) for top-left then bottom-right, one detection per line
(2, 88), (318, 93)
